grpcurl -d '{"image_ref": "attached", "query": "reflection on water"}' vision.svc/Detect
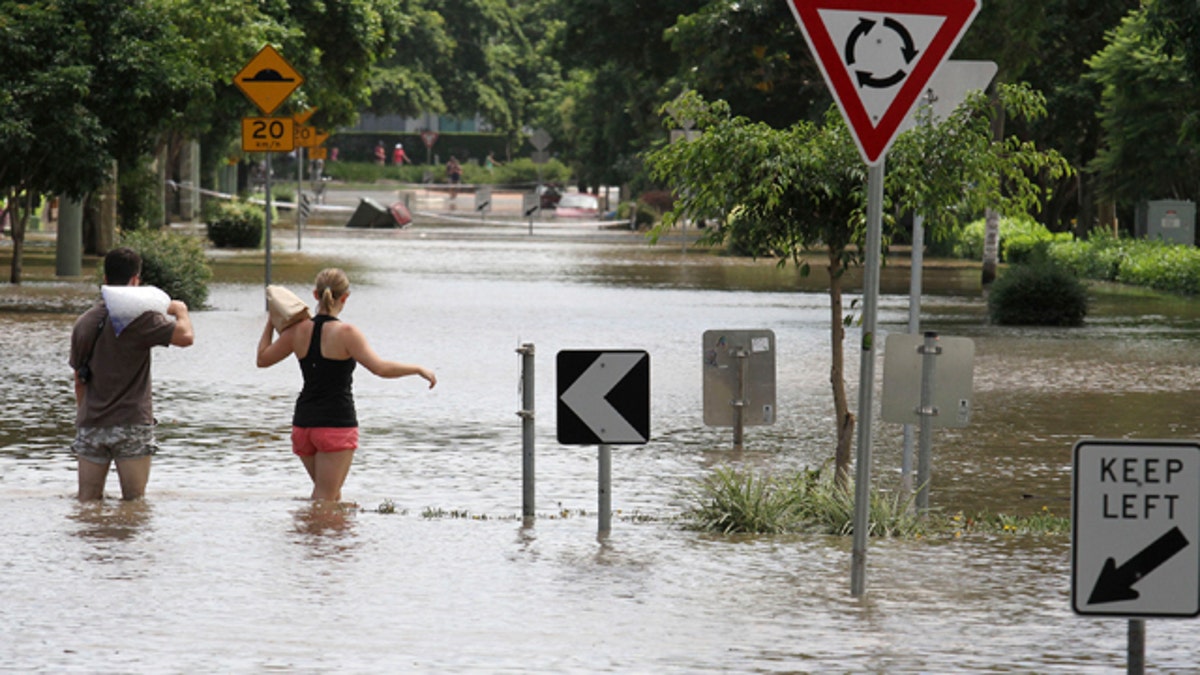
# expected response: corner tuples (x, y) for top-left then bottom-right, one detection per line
(291, 501), (359, 559)
(69, 500), (154, 544)
(2, 231), (1200, 671)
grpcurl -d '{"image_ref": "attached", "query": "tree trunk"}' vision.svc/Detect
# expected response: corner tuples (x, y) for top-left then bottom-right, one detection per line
(828, 248), (854, 489)
(6, 192), (32, 285)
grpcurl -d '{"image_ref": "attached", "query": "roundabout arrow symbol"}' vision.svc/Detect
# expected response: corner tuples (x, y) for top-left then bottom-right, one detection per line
(1088, 526), (1190, 605)
(844, 15), (920, 89)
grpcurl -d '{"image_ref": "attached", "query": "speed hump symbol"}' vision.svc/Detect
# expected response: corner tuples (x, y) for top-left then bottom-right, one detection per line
(234, 44), (304, 115)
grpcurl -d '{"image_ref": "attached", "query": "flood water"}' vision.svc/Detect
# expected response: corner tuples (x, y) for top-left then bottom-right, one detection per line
(3, 223), (1200, 672)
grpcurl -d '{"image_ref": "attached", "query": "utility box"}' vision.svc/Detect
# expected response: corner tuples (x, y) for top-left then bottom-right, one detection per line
(1136, 200), (1196, 246)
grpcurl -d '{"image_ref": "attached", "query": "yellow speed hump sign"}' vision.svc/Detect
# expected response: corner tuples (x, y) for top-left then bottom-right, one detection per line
(234, 44), (304, 115)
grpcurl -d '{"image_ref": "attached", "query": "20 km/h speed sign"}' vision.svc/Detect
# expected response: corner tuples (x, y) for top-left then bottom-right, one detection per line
(242, 117), (294, 152)
(1072, 439), (1200, 618)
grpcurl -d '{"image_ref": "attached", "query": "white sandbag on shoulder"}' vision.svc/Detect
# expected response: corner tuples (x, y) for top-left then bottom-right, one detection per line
(266, 285), (311, 332)
(101, 285), (172, 336)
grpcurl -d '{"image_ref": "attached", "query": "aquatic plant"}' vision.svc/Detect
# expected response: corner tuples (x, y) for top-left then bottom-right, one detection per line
(682, 464), (1073, 538)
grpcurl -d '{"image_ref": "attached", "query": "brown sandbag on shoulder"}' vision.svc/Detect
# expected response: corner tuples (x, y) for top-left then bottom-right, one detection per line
(266, 285), (311, 332)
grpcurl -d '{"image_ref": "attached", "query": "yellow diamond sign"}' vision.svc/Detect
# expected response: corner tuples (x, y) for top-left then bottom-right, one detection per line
(234, 44), (304, 115)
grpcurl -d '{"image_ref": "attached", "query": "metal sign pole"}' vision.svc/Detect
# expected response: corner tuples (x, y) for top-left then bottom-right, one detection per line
(732, 348), (748, 451)
(902, 212), (925, 499)
(296, 146), (305, 250)
(916, 331), (940, 512)
(598, 444), (612, 534)
(850, 159), (885, 598)
(518, 343), (536, 520)
(264, 153), (273, 292)
(1128, 619), (1145, 674)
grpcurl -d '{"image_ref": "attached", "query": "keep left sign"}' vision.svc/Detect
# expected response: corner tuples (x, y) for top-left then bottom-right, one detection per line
(1072, 439), (1200, 618)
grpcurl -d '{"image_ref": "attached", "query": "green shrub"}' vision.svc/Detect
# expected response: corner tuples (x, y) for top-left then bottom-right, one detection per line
(1003, 221), (1073, 264)
(1047, 229), (1200, 295)
(118, 228), (211, 309)
(1115, 240), (1200, 294)
(491, 157), (573, 186)
(205, 200), (265, 249)
(988, 262), (1088, 326)
(117, 157), (164, 231)
(927, 215), (1070, 262)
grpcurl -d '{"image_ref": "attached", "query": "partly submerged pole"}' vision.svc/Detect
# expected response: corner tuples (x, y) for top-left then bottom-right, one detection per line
(851, 159), (885, 598)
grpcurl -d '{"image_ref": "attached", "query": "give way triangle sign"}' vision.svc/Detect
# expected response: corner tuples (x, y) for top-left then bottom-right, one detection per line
(787, 0), (981, 165)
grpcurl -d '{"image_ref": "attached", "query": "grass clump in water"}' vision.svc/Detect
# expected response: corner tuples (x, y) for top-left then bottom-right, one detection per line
(683, 465), (1070, 538)
(682, 464), (922, 537)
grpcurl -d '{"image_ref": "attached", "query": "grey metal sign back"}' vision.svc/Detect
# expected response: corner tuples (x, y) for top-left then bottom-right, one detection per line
(881, 333), (974, 428)
(702, 330), (776, 428)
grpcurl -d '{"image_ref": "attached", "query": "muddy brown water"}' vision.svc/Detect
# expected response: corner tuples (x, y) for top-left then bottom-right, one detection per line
(2, 225), (1199, 671)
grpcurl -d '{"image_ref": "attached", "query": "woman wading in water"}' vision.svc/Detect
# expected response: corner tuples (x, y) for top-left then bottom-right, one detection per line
(257, 269), (436, 501)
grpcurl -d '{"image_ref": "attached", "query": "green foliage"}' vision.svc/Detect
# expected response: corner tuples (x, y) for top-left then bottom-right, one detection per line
(682, 464), (922, 537)
(988, 262), (1089, 326)
(491, 157), (573, 185)
(933, 215), (1073, 263)
(1087, 7), (1200, 208)
(117, 157), (164, 231)
(888, 83), (1073, 238)
(1049, 230), (1200, 295)
(682, 465), (806, 535)
(1113, 242), (1200, 294)
(118, 229), (211, 309)
(204, 201), (264, 249)
(683, 464), (1071, 537)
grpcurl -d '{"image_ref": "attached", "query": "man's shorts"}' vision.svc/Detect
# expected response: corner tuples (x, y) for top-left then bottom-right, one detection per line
(72, 425), (158, 464)
(291, 426), (359, 457)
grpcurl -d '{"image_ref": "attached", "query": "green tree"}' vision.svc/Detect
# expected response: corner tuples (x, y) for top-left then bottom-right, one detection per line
(666, 0), (830, 128)
(1087, 7), (1200, 209)
(0, 0), (205, 283)
(542, 0), (706, 191)
(646, 89), (1068, 485)
(367, 0), (534, 147)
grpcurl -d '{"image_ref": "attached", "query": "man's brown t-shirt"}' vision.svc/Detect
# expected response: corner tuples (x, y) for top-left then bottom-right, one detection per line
(70, 302), (176, 427)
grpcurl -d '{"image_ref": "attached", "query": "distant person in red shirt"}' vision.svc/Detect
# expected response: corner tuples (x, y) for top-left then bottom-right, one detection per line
(392, 143), (408, 165)
(373, 141), (385, 166)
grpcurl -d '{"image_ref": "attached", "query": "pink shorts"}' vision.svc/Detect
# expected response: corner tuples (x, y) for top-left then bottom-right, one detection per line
(291, 426), (359, 457)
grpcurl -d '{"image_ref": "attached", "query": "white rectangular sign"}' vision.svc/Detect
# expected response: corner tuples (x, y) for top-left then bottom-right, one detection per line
(1072, 439), (1200, 618)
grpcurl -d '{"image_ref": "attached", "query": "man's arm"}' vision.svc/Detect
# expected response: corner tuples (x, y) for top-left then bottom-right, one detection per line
(167, 300), (194, 347)
(73, 372), (85, 408)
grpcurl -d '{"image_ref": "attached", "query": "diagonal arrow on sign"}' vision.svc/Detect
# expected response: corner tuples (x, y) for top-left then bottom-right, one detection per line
(1088, 526), (1190, 605)
(560, 352), (648, 444)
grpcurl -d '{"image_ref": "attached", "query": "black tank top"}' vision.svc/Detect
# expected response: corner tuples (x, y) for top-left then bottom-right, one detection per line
(292, 315), (357, 427)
